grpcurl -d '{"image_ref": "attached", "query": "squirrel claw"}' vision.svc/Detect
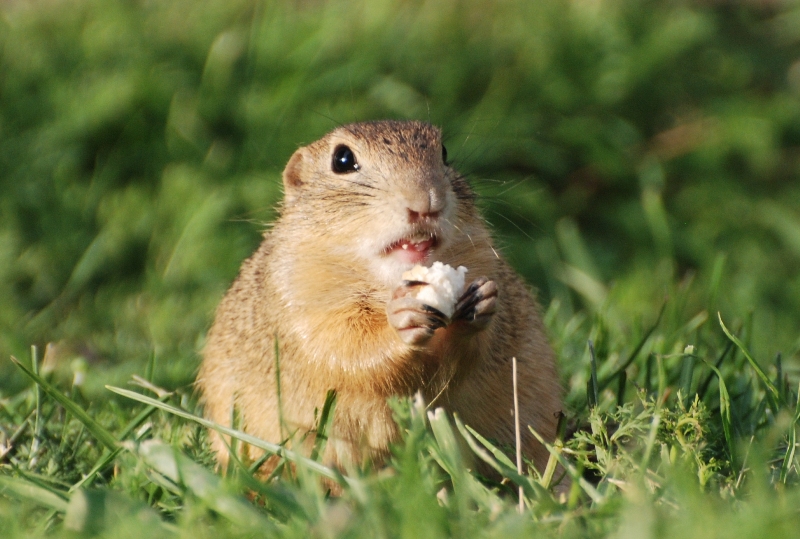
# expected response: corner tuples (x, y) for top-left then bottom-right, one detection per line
(388, 285), (449, 346)
(452, 277), (497, 331)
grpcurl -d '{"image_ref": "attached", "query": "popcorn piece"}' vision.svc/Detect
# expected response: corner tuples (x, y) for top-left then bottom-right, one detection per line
(401, 262), (468, 317)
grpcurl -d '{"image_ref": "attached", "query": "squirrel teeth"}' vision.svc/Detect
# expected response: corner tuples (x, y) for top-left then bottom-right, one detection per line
(386, 233), (437, 263)
(399, 237), (434, 252)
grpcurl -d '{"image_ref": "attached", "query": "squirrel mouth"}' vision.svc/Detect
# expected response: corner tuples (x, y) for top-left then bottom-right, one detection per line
(384, 233), (438, 264)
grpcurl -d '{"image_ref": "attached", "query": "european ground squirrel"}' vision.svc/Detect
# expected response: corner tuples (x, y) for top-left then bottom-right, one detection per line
(197, 120), (563, 476)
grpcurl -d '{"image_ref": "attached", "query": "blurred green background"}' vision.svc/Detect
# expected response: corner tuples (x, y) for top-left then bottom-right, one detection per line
(1, 0), (799, 393)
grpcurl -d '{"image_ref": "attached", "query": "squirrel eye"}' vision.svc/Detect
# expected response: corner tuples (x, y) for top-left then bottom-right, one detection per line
(441, 144), (448, 165)
(332, 145), (359, 174)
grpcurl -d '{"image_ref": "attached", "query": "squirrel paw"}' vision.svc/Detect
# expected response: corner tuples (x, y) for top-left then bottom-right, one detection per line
(387, 280), (449, 346)
(452, 277), (497, 331)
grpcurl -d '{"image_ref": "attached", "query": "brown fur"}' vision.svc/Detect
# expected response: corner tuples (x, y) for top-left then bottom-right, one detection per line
(197, 120), (563, 475)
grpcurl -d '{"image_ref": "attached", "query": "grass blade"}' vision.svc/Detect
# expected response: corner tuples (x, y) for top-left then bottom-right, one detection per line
(782, 381), (800, 483)
(70, 394), (166, 492)
(0, 474), (69, 512)
(588, 340), (599, 408)
(696, 341), (733, 400)
(309, 389), (337, 462)
(136, 440), (273, 531)
(69, 449), (122, 493)
(31, 346), (42, 441)
(600, 301), (666, 390)
(639, 412), (661, 471)
(780, 425), (796, 484)
(462, 423), (517, 470)
(616, 370), (627, 408)
(10, 356), (118, 452)
(427, 408), (464, 473)
(528, 425), (604, 504)
(680, 347), (696, 407)
(703, 360), (735, 464)
(427, 408), (499, 511)
(64, 489), (168, 536)
(144, 350), (157, 383)
(106, 385), (352, 487)
(718, 314), (780, 410)
(645, 353), (654, 395)
(454, 418), (537, 497)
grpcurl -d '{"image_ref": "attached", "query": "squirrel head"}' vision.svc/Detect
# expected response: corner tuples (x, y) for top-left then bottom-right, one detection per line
(279, 121), (477, 285)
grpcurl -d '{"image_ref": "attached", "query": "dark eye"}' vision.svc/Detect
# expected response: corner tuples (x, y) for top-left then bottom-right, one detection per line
(332, 145), (358, 173)
(441, 144), (448, 165)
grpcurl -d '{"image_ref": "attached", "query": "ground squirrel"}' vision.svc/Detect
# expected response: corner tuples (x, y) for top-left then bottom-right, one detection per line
(197, 120), (563, 477)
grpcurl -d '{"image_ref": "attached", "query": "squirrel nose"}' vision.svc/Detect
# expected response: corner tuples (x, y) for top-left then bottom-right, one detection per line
(407, 208), (440, 223)
(406, 188), (444, 223)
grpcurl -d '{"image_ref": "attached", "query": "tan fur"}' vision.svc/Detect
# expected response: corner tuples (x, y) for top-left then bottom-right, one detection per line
(197, 120), (563, 475)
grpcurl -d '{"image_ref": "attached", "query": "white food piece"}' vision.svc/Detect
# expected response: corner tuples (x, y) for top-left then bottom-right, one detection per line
(401, 262), (468, 318)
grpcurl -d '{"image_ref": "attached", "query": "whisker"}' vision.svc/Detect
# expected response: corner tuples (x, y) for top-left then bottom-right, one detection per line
(444, 217), (474, 249)
(449, 118), (504, 171)
(494, 179), (528, 198)
(486, 210), (538, 241)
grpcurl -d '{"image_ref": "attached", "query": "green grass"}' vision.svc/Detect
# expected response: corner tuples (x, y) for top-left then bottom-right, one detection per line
(2, 291), (800, 538)
(2, 0), (800, 536)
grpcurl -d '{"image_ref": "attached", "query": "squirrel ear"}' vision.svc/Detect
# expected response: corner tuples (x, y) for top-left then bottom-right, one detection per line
(282, 147), (307, 201)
